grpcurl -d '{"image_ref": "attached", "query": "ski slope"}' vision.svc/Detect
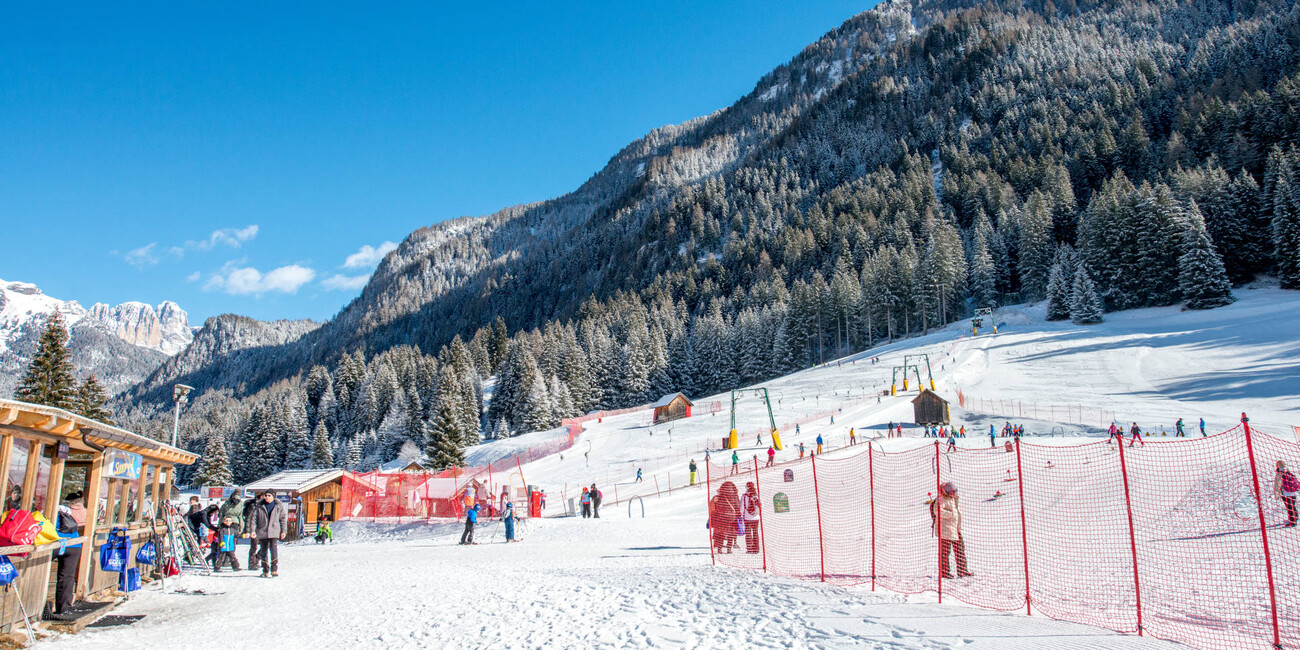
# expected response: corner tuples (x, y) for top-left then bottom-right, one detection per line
(48, 287), (1300, 649)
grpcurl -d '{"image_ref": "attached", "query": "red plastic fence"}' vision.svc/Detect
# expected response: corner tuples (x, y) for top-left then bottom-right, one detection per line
(954, 387), (1117, 428)
(705, 418), (1300, 650)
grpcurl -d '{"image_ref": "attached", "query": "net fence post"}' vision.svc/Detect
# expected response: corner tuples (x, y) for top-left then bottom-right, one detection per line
(1014, 438), (1031, 615)
(1242, 413), (1282, 649)
(753, 457), (767, 573)
(935, 440), (943, 604)
(811, 452), (826, 582)
(706, 456), (715, 566)
(868, 439), (876, 592)
(1116, 432), (1144, 636)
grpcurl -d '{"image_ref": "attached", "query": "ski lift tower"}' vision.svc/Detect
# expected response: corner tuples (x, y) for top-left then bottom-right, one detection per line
(729, 388), (782, 450)
(903, 354), (936, 391)
(890, 364), (923, 396)
(972, 307), (997, 336)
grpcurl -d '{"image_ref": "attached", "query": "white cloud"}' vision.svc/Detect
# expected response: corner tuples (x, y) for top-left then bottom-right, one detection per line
(341, 241), (398, 270)
(203, 263), (315, 296)
(185, 271), (201, 283)
(169, 225), (260, 258)
(124, 243), (160, 268)
(321, 273), (372, 291)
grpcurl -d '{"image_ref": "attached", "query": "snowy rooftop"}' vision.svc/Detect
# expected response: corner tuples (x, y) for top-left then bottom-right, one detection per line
(650, 392), (692, 408)
(243, 469), (345, 493)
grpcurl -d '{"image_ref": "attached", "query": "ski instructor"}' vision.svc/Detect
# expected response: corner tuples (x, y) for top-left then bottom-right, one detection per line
(247, 490), (288, 577)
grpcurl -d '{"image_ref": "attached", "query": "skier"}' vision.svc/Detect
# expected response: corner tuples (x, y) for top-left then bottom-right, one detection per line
(948, 432), (957, 452)
(460, 503), (478, 545)
(1199, 417), (1206, 437)
(830, 415), (835, 424)
(989, 425), (996, 449)
(756, 433), (763, 447)
(741, 483), (761, 554)
(796, 424), (801, 435)
(689, 460), (698, 486)
(766, 446), (776, 467)
(580, 487), (591, 518)
(503, 502), (517, 542)
(888, 421), (895, 439)
(815, 434), (824, 455)
(1176, 418), (1185, 437)
(897, 423), (903, 437)
(798, 442), (805, 458)
(731, 451), (740, 475)
(849, 428), (856, 445)
(589, 484), (603, 518)
(635, 468), (643, 483)
(1129, 423), (1144, 447)
(1274, 460), (1299, 527)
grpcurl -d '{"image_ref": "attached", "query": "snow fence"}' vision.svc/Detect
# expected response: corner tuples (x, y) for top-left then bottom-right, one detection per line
(704, 418), (1299, 650)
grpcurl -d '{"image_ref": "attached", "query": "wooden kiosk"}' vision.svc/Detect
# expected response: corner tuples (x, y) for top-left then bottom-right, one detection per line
(911, 389), (951, 426)
(0, 398), (198, 632)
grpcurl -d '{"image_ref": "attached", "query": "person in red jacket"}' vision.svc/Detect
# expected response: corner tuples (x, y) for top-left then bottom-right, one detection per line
(766, 446), (776, 467)
(710, 482), (740, 554)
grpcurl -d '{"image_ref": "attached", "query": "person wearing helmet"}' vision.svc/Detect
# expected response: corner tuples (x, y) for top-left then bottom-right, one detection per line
(931, 482), (971, 579)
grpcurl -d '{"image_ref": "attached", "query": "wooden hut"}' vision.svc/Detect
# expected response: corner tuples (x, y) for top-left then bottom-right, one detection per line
(651, 393), (693, 424)
(911, 389), (951, 426)
(243, 469), (347, 539)
(0, 398), (198, 632)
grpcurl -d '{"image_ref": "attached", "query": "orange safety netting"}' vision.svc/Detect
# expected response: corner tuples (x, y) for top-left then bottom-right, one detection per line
(704, 420), (1299, 650)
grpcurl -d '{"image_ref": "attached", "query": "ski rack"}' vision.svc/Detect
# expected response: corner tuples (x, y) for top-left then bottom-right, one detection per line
(162, 500), (211, 573)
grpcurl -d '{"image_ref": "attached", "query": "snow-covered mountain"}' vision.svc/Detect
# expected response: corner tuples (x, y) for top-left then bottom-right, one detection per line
(0, 278), (194, 397)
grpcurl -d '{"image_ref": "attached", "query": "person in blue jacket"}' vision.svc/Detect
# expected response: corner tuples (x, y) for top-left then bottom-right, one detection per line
(816, 434), (824, 455)
(460, 504), (478, 545)
(54, 491), (87, 616)
(503, 502), (517, 542)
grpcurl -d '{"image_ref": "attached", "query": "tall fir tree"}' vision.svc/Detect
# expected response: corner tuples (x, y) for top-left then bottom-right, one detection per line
(14, 312), (78, 410)
(1045, 263), (1072, 321)
(1070, 263), (1105, 325)
(1272, 171), (1300, 289)
(193, 432), (234, 487)
(425, 399), (465, 470)
(1178, 201), (1235, 309)
(311, 421), (334, 469)
(73, 375), (114, 424)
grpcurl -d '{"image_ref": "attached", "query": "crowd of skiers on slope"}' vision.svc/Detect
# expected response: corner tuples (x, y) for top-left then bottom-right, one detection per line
(185, 491), (290, 577)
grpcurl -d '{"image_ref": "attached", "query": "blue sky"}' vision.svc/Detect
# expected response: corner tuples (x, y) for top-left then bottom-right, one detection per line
(1, 2), (873, 324)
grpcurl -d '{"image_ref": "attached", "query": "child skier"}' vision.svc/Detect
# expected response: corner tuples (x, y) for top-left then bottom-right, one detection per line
(1199, 417), (1206, 436)
(1108, 422), (1122, 445)
(1129, 423), (1144, 447)
(635, 468), (643, 483)
(689, 460), (698, 486)
(798, 442), (805, 458)
(460, 504), (478, 545)
(580, 488), (591, 518)
(213, 516), (242, 571)
(314, 516), (333, 544)
(1175, 418), (1185, 437)
(766, 446), (776, 467)
(503, 502), (517, 542)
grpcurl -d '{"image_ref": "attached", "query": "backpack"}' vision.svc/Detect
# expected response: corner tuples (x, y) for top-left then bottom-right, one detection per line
(0, 556), (16, 587)
(136, 537), (158, 565)
(1282, 469), (1300, 494)
(99, 527), (131, 572)
(0, 510), (44, 551)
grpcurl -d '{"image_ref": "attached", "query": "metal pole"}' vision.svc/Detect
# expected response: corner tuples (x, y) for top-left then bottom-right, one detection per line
(1014, 438), (1032, 615)
(868, 440), (876, 591)
(935, 440), (943, 604)
(753, 457), (767, 573)
(171, 398), (182, 447)
(706, 456), (715, 566)
(1241, 413), (1282, 649)
(1116, 432), (1144, 635)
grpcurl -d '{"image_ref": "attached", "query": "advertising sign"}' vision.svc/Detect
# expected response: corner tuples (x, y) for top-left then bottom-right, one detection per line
(773, 492), (790, 513)
(105, 449), (142, 480)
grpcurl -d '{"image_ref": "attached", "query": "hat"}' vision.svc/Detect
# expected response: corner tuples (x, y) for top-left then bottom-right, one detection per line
(505, 502), (513, 509)
(940, 482), (957, 495)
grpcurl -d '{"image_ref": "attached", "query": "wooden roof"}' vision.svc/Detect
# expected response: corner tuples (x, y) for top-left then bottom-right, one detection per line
(651, 392), (693, 408)
(244, 469), (346, 493)
(0, 398), (199, 466)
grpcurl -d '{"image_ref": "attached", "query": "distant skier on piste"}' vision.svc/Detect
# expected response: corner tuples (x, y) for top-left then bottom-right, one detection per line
(815, 434), (824, 455)
(1108, 422), (1123, 445)
(689, 460), (698, 486)
(635, 468), (643, 483)
(766, 446), (775, 467)
(1176, 418), (1186, 437)
(1200, 417), (1206, 436)
(731, 451), (739, 475)
(1129, 423), (1144, 447)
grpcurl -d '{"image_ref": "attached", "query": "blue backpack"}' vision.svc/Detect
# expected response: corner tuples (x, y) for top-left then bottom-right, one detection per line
(0, 556), (16, 587)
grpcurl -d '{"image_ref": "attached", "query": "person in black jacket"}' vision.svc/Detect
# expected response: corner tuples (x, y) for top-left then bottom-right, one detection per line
(589, 484), (602, 519)
(242, 496), (260, 571)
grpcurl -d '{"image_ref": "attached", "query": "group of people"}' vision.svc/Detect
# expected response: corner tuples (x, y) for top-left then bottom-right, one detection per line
(186, 491), (289, 577)
(708, 481), (762, 555)
(579, 484), (603, 518)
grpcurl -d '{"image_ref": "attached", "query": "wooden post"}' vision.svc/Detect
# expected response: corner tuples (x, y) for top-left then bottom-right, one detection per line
(117, 477), (131, 526)
(1116, 433), (1144, 635)
(868, 440), (876, 591)
(76, 452), (105, 598)
(706, 455), (714, 566)
(1013, 438), (1032, 615)
(1241, 413), (1281, 649)
(151, 464), (164, 521)
(20, 440), (42, 510)
(135, 464), (149, 524)
(44, 452), (66, 518)
(0, 435), (13, 510)
(810, 453), (826, 582)
(935, 440), (943, 604)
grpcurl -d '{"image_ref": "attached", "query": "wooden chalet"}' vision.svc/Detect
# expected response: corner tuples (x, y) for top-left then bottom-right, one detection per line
(0, 398), (198, 634)
(242, 469), (347, 539)
(911, 389), (951, 426)
(651, 393), (693, 424)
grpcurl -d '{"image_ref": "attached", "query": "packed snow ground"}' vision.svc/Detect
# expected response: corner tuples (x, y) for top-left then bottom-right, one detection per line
(51, 287), (1300, 648)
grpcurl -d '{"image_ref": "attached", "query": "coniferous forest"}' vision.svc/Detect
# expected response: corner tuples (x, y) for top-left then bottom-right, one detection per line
(96, 0), (1300, 485)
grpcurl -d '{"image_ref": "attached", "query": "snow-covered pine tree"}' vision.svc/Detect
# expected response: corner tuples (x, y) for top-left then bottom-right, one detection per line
(345, 436), (362, 470)
(549, 374), (575, 420)
(311, 420), (333, 469)
(283, 410), (313, 470)
(521, 368), (555, 433)
(1045, 263), (1072, 321)
(1132, 183), (1187, 305)
(74, 375), (114, 424)
(1018, 192), (1056, 300)
(1070, 262), (1104, 324)
(1178, 201), (1235, 309)
(14, 312), (77, 410)
(1272, 171), (1300, 289)
(193, 432), (234, 487)
(425, 399), (465, 470)
(968, 227), (998, 310)
(377, 389), (413, 461)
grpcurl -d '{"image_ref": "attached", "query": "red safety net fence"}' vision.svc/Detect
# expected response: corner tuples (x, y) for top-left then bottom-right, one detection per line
(704, 416), (1300, 650)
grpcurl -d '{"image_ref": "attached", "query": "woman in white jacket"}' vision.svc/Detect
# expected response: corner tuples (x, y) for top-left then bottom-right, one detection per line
(932, 482), (972, 579)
